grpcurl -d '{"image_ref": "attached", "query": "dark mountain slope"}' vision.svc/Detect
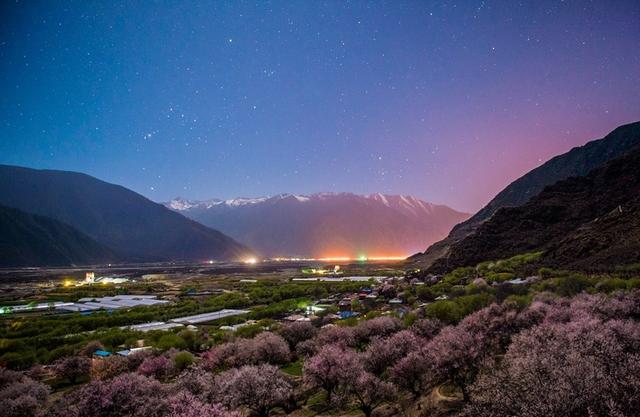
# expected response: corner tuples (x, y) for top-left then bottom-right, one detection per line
(167, 193), (469, 258)
(0, 165), (252, 262)
(428, 145), (640, 272)
(413, 121), (640, 267)
(0, 204), (117, 267)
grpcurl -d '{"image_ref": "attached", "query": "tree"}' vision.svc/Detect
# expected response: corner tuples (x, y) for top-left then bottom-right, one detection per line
(125, 349), (155, 371)
(363, 330), (422, 375)
(64, 372), (169, 417)
(175, 367), (219, 404)
(250, 332), (290, 365)
(354, 316), (402, 344)
(217, 364), (292, 417)
(423, 303), (535, 401)
(53, 356), (91, 384)
(137, 355), (173, 381)
(424, 300), (463, 324)
(173, 351), (195, 372)
(157, 334), (188, 351)
(80, 340), (105, 357)
(410, 319), (444, 339)
(294, 339), (318, 358)
(278, 321), (317, 349)
(91, 355), (130, 380)
(568, 291), (640, 322)
(464, 317), (640, 417)
(202, 342), (239, 370)
(303, 345), (360, 403)
(167, 392), (237, 417)
(202, 332), (290, 370)
(389, 349), (430, 398)
(427, 325), (486, 401)
(348, 372), (396, 417)
(315, 325), (356, 348)
(0, 368), (49, 417)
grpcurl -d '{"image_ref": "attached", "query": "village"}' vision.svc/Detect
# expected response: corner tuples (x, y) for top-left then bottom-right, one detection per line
(2, 254), (639, 417)
(0, 255), (542, 367)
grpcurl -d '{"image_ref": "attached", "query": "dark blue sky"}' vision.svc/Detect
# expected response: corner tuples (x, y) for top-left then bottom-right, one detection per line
(1, 1), (639, 212)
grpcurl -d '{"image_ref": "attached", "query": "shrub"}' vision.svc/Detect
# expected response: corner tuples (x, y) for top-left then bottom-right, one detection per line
(173, 351), (195, 372)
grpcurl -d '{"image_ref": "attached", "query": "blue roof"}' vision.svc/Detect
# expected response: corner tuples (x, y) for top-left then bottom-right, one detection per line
(339, 311), (360, 319)
(94, 350), (111, 357)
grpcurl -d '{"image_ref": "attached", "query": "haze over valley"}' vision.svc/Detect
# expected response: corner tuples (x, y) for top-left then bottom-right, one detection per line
(1, 2), (640, 417)
(166, 192), (469, 259)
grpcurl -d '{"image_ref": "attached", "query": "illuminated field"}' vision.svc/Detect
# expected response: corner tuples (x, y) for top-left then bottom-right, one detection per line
(270, 255), (407, 262)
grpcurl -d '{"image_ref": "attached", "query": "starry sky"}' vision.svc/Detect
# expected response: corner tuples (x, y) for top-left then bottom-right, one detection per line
(1, 1), (639, 213)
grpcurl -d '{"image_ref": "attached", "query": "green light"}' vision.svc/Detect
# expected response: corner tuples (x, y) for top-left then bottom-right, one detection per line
(358, 255), (368, 262)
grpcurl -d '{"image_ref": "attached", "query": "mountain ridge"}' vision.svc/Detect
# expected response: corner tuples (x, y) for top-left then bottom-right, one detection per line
(427, 143), (640, 272)
(165, 192), (469, 258)
(0, 204), (118, 267)
(412, 120), (640, 267)
(0, 165), (253, 263)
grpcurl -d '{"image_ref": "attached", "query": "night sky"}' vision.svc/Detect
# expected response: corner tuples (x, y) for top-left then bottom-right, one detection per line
(1, 1), (639, 212)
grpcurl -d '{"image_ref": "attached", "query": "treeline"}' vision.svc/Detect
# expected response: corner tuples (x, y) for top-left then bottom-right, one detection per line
(4, 289), (639, 417)
(0, 281), (367, 369)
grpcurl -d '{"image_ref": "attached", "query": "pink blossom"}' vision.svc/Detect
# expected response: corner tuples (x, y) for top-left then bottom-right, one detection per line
(303, 344), (360, 402)
(53, 356), (91, 384)
(138, 355), (173, 381)
(216, 364), (292, 417)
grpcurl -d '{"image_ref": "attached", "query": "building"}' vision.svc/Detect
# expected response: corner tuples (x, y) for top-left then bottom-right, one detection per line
(56, 295), (168, 313)
(169, 309), (250, 325)
(77, 272), (130, 286)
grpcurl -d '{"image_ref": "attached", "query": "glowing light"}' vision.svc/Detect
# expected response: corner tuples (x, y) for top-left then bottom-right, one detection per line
(63, 279), (74, 287)
(317, 257), (351, 262)
(268, 255), (406, 262)
(244, 257), (258, 264)
(366, 256), (406, 261)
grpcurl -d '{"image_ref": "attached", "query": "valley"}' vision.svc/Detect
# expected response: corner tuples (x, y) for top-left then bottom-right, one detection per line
(2, 1), (640, 415)
(2, 253), (639, 417)
(165, 193), (469, 258)
(2, 121), (640, 417)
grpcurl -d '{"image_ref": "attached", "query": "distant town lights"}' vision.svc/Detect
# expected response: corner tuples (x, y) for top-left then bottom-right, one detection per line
(272, 256), (405, 262)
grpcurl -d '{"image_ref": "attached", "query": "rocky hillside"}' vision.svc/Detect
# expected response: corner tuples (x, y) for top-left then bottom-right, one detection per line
(413, 121), (640, 267)
(428, 144), (640, 272)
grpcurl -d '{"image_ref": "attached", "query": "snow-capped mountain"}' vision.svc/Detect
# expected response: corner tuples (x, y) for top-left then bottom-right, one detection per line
(167, 197), (269, 210)
(164, 193), (469, 258)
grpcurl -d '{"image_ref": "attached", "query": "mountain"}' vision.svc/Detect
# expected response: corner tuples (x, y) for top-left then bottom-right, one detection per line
(0, 204), (118, 267)
(166, 193), (470, 258)
(412, 121), (640, 267)
(428, 143), (640, 272)
(0, 165), (252, 263)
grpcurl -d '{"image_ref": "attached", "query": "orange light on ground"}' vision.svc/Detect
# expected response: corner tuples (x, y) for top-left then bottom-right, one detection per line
(367, 256), (406, 261)
(318, 255), (406, 262)
(317, 256), (351, 262)
(267, 255), (406, 262)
